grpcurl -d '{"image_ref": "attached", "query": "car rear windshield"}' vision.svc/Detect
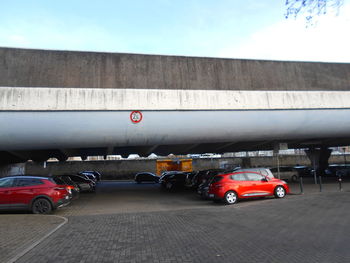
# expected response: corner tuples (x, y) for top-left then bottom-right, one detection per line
(51, 177), (66, 185)
(212, 176), (223, 183)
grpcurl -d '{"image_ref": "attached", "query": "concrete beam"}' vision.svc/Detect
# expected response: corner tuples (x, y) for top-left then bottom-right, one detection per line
(3, 87), (350, 111)
(1, 47), (349, 91)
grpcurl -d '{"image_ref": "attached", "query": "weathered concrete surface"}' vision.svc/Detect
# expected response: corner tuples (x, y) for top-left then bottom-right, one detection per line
(0, 163), (25, 177)
(3, 87), (350, 111)
(24, 155), (347, 179)
(1, 47), (349, 91)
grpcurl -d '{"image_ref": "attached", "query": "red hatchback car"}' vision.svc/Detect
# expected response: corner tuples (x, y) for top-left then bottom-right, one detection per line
(208, 171), (290, 204)
(0, 176), (72, 214)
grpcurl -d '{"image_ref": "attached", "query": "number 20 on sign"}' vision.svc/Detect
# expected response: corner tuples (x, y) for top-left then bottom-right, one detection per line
(130, 111), (143, 124)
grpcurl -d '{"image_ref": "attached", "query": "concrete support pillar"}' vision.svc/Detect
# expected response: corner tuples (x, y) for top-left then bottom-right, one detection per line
(305, 147), (332, 182)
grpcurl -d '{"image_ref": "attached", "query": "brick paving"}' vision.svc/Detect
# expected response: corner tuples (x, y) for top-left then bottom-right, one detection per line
(0, 215), (65, 263)
(5, 180), (349, 263)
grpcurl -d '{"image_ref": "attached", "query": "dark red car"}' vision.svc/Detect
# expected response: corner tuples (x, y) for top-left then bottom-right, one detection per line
(0, 176), (72, 214)
(208, 171), (290, 205)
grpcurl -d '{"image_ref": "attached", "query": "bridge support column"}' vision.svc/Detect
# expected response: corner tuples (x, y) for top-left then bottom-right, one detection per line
(305, 147), (332, 184)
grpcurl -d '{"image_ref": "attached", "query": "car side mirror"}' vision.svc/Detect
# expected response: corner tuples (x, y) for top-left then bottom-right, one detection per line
(261, 178), (268, 182)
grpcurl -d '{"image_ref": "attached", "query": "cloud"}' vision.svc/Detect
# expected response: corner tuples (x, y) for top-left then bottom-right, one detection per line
(217, 4), (350, 62)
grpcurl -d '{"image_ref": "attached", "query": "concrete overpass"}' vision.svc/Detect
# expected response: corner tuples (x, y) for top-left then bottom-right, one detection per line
(0, 47), (350, 164)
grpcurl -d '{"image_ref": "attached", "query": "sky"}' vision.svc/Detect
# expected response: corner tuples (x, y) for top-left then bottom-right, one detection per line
(0, 0), (349, 62)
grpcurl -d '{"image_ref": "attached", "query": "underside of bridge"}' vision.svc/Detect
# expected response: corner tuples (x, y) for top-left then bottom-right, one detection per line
(1, 47), (350, 165)
(1, 137), (350, 164)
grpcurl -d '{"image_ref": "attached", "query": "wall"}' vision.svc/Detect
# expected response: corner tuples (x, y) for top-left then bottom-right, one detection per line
(23, 155), (349, 180)
(0, 163), (25, 177)
(1, 47), (349, 91)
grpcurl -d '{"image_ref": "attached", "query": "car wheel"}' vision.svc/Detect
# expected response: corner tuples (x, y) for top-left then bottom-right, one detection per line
(274, 186), (286, 198)
(224, 191), (238, 205)
(291, 175), (298, 182)
(32, 198), (52, 214)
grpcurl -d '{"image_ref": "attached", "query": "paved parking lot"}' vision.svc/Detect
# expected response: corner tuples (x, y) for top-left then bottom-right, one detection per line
(2, 180), (350, 263)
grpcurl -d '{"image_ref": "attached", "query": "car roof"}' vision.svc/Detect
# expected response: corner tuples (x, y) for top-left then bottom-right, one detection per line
(1, 175), (50, 180)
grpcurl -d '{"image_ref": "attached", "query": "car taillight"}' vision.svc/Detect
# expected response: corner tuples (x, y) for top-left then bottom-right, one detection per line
(55, 187), (70, 194)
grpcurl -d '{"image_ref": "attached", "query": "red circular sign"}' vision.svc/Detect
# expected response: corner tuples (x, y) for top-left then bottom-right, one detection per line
(130, 111), (143, 123)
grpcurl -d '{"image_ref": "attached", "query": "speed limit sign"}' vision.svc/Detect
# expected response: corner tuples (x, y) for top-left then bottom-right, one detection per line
(130, 111), (143, 124)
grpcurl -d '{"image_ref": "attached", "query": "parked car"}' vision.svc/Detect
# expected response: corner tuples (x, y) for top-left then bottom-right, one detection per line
(197, 168), (274, 198)
(293, 166), (312, 178)
(61, 174), (96, 192)
(270, 166), (299, 182)
(208, 170), (290, 205)
(134, 172), (160, 183)
(325, 164), (350, 177)
(197, 169), (228, 198)
(78, 171), (101, 181)
(233, 168), (274, 178)
(78, 172), (97, 182)
(0, 176), (71, 214)
(185, 171), (199, 188)
(159, 171), (188, 190)
(53, 176), (80, 199)
(191, 169), (227, 189)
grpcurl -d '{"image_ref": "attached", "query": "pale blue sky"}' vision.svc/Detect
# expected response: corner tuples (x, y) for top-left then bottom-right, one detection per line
(1, 0), (349, 62)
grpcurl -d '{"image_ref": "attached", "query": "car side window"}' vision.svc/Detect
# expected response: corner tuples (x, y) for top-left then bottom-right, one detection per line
(245, 173), (264, 181)
(231, 173), (247, 181)
(0, 178), (15, 188)
(15, 178), (44, 187)
(259, 169), (268, 176)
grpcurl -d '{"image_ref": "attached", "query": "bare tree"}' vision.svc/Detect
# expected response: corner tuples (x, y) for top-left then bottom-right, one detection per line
(285, 0), (344, 24)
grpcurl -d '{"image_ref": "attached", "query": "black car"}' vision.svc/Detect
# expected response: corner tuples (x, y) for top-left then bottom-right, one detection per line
(293, 166), (313, 178)
(185, 171), (199, 188)
(197, 170), (226, 198)
(135, 172), (160, 183)
(78, 171), (101, 181)
(61, 174), (95, 192)
(192, 169), (226, 189)
(159, 171), (188, 190)
(325, 164), (350, 177)
(53, 176), (80, 199)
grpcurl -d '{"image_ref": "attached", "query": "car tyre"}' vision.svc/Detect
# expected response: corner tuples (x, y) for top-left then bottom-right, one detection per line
(224, 190), (238, 205)
(274, 186), (286, 198)
(32, 198), (52, 214)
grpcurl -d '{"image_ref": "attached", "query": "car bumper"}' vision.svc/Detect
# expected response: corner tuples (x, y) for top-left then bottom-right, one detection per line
(54, 195), (71, 209)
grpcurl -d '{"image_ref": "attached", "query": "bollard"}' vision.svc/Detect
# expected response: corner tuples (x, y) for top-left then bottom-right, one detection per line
(338, 177), (343, 191)
(319, 176), (322, 192)
(299, 176), (304, 194)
